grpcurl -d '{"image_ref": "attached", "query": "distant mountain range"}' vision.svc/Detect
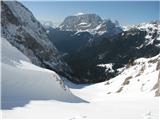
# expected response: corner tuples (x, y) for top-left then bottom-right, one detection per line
(46, 13), (123, 54)
(64, 21), (160, 83)
(1, 1), (160, 84)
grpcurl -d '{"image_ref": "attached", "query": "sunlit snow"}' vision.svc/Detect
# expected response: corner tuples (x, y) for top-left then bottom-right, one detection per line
(1, 37), (159, 119)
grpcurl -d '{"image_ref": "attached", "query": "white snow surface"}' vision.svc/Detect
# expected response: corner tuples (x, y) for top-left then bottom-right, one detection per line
(75, 12), (86, 16)
(1, 37), (159, 119)
(97, 63), (114, 73)
(104, 55), (160, 95)
(1, 37), (84, 110)
(78, 22), (88, 26)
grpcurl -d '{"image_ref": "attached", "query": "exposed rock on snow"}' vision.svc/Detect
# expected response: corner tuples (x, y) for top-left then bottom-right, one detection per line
(104, 54), (160, 96)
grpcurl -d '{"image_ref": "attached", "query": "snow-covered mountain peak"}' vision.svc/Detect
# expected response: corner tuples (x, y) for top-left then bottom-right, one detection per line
(59, 13), (123, 35)
(59, 13), (102, 30)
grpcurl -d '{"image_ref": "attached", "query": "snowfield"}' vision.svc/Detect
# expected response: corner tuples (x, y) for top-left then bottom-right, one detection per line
(1, 37), (85, 110)
(1, 37), (159, 119)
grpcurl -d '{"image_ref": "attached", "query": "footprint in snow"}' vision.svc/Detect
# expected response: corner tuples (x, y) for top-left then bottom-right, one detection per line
(143, 110), (157, 119)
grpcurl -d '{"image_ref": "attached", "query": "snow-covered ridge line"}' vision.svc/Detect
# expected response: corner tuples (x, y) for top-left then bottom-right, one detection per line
(123, 21), (159, 31)
(123, 21), (160, 47)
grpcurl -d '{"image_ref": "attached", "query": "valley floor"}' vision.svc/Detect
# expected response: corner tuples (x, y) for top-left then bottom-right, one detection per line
(2, 82), (159, 119)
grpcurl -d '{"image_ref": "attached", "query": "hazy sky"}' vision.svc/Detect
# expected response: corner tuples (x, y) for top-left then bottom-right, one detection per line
(21, 1), (159, 26)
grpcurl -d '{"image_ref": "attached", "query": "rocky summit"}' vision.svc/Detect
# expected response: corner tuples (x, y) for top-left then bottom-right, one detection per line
(59, 13), (122, 36)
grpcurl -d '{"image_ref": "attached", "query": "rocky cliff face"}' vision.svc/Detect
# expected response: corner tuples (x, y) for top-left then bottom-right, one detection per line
(59, 13), (122, 36)
(1, 1), (72, 77)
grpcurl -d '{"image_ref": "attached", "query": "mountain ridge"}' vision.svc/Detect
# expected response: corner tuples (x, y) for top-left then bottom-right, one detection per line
(1, 1), (73, 79)
(65, 21), (160, 83)
(59, 13), (122, 36)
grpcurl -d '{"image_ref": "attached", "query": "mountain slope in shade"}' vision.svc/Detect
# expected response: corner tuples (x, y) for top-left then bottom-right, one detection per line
(46, 27), (93, 54)
(1, 1), (72, 77)
(1, 37), (85, 110)
(66, 21), (160, 83)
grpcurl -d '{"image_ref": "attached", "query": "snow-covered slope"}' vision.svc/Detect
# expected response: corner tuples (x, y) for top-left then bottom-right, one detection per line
(97, 54), (160, 96)
(1, 40), (159, 118)
(59, 13), (122, 35)
(1, 1), (71, 75)
(1, 37), (84, 109)
(2, 53), (159, 119)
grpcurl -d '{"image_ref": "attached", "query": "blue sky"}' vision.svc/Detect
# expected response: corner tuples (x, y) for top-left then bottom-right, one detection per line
(21, 1), (159, 26)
